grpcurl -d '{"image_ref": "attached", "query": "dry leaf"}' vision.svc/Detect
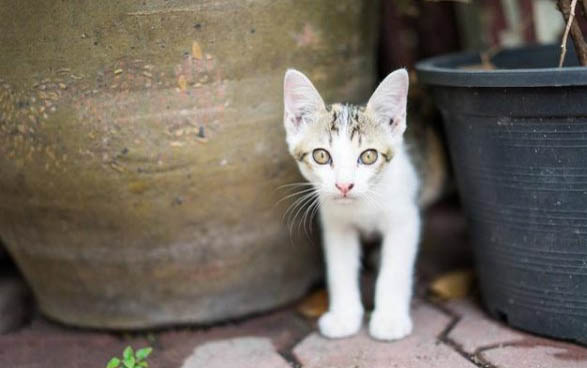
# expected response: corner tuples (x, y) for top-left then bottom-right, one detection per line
(177, 75), (187, 91)
(192, 41), (203, 59)
(297, 289), (328, 319)
(429, 269), (474, 300)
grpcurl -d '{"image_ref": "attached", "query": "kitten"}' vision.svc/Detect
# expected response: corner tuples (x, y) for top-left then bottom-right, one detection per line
(282, 69), (420, 341)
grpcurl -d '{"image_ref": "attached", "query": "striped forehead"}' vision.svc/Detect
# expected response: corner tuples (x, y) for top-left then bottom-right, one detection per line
(326, 104), (364, 140)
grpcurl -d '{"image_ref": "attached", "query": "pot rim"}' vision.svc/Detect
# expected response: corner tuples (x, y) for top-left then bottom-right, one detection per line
(415, 43), (587, 88)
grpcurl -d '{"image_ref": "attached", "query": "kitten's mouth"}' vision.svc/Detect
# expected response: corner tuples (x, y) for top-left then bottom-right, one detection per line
(332, 196), (355, 204)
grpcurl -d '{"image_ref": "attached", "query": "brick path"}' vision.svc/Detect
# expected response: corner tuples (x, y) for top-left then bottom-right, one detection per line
(1, 295), (586, 368)
(1, 202), (586, 367)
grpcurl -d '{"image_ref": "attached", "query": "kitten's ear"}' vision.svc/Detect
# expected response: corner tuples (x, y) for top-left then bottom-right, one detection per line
(283, 69), (326, 137)
(366, 68), (409, 137)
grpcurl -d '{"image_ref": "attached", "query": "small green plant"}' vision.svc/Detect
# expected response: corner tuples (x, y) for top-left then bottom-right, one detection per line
(106, 346), (153, 368)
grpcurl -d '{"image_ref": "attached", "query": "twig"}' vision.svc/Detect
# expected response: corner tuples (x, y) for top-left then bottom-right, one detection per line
(569, 22), (587, 65)
(559, 0), (578, 67)
(557, 0), (587, 66)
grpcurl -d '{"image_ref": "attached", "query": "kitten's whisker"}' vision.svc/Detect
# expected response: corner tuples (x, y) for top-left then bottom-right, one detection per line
(274, 187), (316, 207)
(366, 188), (384, 199)
(304, 187), (324, 235)
(282, 192), (313, 223)
(300, 194), (320, 239)
(305, 195), (322, 236)
(371, 196), (385, 212)
(301, 196), (318, 240)
(284, 194), (312, 243)
(310, 197), (322, 225)
(283, 188), (318, 225)
(288, 191), (318, 237)
(366, 192), (384, 209)
(364, 191), (385, 212)
(288, 192), (317, 233)
(275, 182), (314, 191)
(365, 188), (384, 201)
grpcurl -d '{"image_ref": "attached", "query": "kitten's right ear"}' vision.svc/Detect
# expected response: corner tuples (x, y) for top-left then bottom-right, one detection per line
(366, 69), (409, 139)
(283, 69), (326, 137)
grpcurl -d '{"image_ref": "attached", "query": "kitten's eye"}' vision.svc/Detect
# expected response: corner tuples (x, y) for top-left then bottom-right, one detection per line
(359, 149), (378, 165)
(312, 149), (331, 165)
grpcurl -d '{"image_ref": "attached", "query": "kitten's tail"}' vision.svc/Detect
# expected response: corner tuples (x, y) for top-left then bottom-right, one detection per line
(407, 122), (451, 208)
(418, 125), (449, 207)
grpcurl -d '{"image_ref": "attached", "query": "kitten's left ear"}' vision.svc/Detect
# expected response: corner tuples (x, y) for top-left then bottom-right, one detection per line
(366, 68), (409, 137)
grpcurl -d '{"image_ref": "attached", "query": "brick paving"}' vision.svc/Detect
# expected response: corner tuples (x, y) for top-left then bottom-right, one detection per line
(445, 299), (529, 354)
(293, 303), (477, 368)
(2, 292), (586, 367)
(481, 344), (587, 368)
(1, 202), (587, 367)
(180, 337), (291, 368)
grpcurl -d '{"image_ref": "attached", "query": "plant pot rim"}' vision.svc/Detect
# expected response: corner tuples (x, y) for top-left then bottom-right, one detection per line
(415, 43), (587, 88)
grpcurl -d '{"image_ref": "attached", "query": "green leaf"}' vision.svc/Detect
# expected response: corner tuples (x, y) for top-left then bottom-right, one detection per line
(123, 355), (135, 368)
(123, 346), (134, 361)
(135, 347), (153, 361)
(138, 362), (149, 368)
(106, 357), (121, 368)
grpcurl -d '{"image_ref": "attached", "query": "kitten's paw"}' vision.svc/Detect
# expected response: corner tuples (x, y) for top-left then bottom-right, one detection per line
(369, 310), (412, 341)
(318, 309), (363, 339)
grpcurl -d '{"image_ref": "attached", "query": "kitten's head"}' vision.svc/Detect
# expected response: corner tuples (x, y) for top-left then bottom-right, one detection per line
(283, 69), (409, 204)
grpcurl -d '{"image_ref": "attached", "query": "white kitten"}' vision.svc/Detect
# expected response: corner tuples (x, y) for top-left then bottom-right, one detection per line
(283, 69), (420, 341)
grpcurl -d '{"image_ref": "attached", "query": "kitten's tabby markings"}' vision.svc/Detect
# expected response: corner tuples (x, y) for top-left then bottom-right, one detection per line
(283, 68), (421, 341)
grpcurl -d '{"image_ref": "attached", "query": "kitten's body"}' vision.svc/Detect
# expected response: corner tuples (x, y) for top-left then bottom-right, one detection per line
(283, 70), (421, 340)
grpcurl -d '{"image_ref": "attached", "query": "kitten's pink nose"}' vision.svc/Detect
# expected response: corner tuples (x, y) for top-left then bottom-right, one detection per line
(335, 183), (354, 196)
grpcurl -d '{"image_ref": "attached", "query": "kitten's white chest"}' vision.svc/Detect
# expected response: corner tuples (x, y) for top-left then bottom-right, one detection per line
(321, 199), (384, 234)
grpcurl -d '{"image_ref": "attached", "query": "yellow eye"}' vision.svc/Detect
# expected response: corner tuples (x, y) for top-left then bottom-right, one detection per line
(359, 149), (378, 165)
(312, 149), (331, 165)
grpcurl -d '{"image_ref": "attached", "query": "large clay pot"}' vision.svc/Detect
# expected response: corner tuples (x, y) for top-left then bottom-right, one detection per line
(0, 1), (378, 328)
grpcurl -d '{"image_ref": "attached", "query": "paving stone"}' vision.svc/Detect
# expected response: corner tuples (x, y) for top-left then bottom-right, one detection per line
(0, 328), (149, 368)
(446, 298), (587, 367)
(445, 299), (528, 354)
(0, 307), (311, 368)
(293, 303), (477, 368)
(153, 308), (311, 365)
(180, 336), (290, 368)
(482, 341), (587, 368)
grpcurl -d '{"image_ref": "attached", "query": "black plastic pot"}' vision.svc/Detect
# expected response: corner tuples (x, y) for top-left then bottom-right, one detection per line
(416, 44), (587, 344)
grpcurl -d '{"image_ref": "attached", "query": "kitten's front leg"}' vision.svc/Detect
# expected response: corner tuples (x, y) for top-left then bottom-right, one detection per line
(369, 207), (420, 341)
(318, 222), (364, 339)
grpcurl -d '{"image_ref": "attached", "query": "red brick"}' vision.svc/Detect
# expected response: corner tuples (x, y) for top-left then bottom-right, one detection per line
(0, 307), (311, 368)
(482, 341), (587, 368)
(180, 337), (290, 368)
(293, 303), (477, 368)
(446, 299), (527, 354)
